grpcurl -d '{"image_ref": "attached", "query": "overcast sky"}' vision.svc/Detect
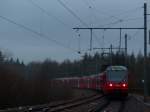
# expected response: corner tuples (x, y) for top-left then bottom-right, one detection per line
(0, 0), (149, 63)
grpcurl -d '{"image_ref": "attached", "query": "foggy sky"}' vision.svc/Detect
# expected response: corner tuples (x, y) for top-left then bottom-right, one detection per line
(0, 0), (149, 63)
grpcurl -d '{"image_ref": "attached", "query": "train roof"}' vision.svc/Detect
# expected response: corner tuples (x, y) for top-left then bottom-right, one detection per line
(55, 77), (79, 80)
(106, 66), (127, 71)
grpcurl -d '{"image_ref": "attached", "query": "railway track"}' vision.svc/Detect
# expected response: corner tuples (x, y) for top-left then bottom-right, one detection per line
(0, 93), (105, 112)
(26, 93), (99, 112)
(88, 99), (109, 112)
(48, 94), (105, 112)
(91, 99), (126, 112)
(0, 94), (127, 112)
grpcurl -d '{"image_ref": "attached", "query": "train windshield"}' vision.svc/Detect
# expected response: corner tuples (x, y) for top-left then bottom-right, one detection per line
(108, 70), (127, 82)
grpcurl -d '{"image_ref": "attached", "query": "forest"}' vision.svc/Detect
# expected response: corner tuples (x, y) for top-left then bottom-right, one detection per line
(0, 50), (149, 108)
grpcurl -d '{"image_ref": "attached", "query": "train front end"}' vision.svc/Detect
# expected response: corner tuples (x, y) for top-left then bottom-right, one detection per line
(105, 66), (128, 97)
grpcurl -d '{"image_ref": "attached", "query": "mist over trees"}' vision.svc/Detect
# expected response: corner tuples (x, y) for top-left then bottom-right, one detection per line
(0, 50), (150, 108)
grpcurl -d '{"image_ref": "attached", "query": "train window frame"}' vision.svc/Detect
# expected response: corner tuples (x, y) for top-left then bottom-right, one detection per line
(107, 70), (128, 82)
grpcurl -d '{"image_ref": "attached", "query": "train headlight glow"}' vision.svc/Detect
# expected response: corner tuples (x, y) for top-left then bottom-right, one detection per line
(109, 83), (113, 87)
(122, 83), (126, 87)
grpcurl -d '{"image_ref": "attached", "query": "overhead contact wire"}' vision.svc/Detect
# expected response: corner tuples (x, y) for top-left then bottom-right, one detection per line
(0, 15), (78, 53)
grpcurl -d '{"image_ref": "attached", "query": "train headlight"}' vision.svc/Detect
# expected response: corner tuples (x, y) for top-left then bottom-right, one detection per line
(122, 83), (126, 87)
(109, 83), (113, 87)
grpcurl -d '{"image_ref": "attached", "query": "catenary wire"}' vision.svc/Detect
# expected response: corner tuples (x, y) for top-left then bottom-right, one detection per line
(57, 0), (89, 27)
(96, 6), (143, 27)
(57, 0), (102, 48)
(0, 15), (78, 53)
(27, 0), (72, 29)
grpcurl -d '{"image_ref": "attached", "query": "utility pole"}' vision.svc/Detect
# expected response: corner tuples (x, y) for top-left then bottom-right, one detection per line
(149, 30), (150, 44)
(125, 34), (127, 66)
(90, 29), (93, 51)
(119, 29), (122, 52)
(110, 44), (113, 65)
(144, 2), (148, 101)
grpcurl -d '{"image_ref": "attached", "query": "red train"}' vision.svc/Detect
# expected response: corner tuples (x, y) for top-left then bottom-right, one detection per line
(100, 66), (128, 97)
(54, 65), (128, 97)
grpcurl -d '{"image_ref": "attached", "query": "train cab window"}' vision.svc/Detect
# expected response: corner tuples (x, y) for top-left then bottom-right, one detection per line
(107, 70), (127, 82)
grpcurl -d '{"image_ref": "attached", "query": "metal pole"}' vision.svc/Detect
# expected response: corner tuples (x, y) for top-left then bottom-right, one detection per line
(90, 29), (93, 51)
(125, 34), (127, 66)
(144, 3), (148, 101)
(110, 44), (113, 65)
(96, 56), (98, 74)
(149, 30), (150, 45)
(119, 29), (122, 52)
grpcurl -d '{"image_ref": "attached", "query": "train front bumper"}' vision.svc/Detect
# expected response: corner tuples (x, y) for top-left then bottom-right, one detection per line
(106, 88), (128, 96)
